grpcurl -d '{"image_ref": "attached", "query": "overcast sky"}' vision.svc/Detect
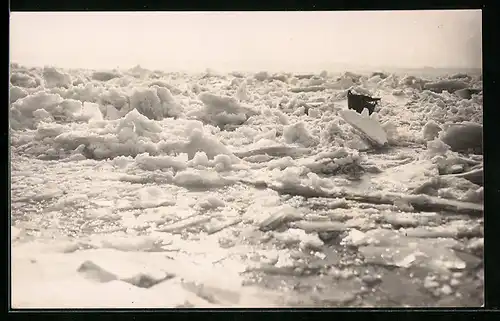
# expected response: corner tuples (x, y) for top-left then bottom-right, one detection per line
(10, 10), (482, 72)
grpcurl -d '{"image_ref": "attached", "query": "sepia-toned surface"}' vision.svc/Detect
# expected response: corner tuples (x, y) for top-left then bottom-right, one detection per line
(10, 64), (483, 308)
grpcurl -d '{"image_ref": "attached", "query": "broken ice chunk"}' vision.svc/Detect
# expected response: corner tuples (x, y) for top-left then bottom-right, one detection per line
(339, 109), (388, 147)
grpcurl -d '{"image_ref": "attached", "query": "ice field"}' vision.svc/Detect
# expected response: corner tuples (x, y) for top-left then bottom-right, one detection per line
(10, 64), (483, 308)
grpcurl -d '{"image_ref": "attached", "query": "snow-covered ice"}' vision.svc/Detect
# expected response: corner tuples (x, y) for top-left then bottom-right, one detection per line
(10, 64), (483, 308)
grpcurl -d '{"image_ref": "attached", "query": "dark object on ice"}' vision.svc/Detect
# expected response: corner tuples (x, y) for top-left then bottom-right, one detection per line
(371, 72), (388, 79)
(270, 74), (288, 83)
(294, 73), (315, 79)
(440, 123), (483, 155)
(347, 90), (381, 115)
(454, 88), (482, 100)
(318, 231), (344, 244)
(423, 80), (468, 93)
(450, 73), (471, 80)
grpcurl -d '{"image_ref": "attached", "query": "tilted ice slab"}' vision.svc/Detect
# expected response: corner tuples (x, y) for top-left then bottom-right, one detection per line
(339, 109), (388, 147)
